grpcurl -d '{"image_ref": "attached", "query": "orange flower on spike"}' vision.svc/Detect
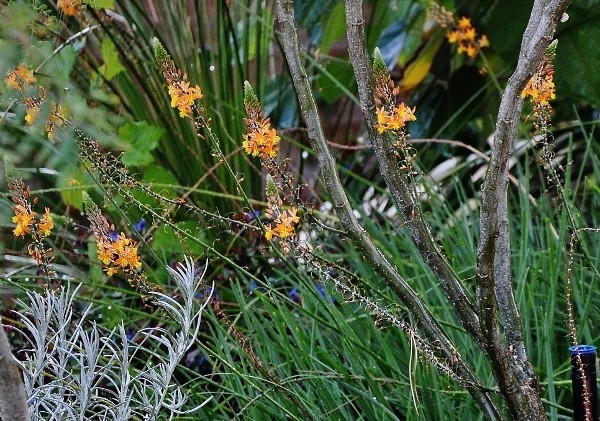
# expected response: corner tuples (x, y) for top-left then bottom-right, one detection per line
(5, 64), (36, 91)
(375, 104), (416, 134)
(445, 16), (489, 58)
(242, 82), (281, 161)
(522, 40), (558, 137)
(8, 174), (56, 276)
(522, 63), (555, 107)
(12, 205), (36, 238)
(274, 217), (295, 239)
(58, 0), (84, 16)
(154, 38), (203, 120)
(242, 119), (281, 160)
(38, 208), (54, 237)
(168, 80), (203, 118)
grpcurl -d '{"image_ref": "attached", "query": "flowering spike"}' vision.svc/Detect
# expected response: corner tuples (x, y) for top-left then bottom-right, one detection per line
(443, 15), (489, 58)
(243, 81), (260, 110)
(545, 39), (558, 59)
(372, 48), (388, 78)
(152, 38), (170, 67)
(242, 84), (280, 161)
(83, 192), (146, 280)
(82, 192), (99, 215)
(4, 63), (36, 91)
(265, 174), (278, 198)
(154, 38), (203, 119)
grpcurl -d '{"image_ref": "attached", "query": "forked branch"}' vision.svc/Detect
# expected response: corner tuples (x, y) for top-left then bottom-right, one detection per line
(477, 0), (570, 419)
(276, 0), (499, 418)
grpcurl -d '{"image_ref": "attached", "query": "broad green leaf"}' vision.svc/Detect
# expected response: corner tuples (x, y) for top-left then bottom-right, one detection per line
(315, 60), (355, 104)
(119, 121), (164, 166)
(99, 37), (125, 81)
(399, 28), (444, 93)
(57, 166), (89, 210)
(152, 221), (205, 256)
(555, 1), (600, 106)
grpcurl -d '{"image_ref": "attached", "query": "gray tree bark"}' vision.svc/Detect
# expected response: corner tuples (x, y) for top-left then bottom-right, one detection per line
(0, 317), (30, 421)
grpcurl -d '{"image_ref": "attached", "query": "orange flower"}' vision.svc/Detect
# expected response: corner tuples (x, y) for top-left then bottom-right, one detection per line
(46, 103), (67, 139)
(265, 226), (275, 241)
(57, 0), (84, 16)
(478, 35), (490, 48)
(242, 119), (280, 159)
(12, 205), (36, 238)
(96, 239), (114, 265)
(154, 39), (203, 119)
(96, 233), (143, 275)
(457, 16), (471, 29)
(285, 207), (300, 224)
(375, 104), (416, 134)
(168, 80), (203, 118)
(38, 207), (54, 237)
(242, 82), (281, 162)
(106, 266), (119, 277)
(522, 66), (555, 106)
(445, 16), (489, 58)
(25, 106), (40, 125)
(264, 207), (300, 241)
(5, 64), (36, 91)
(274, 218), (294, 239)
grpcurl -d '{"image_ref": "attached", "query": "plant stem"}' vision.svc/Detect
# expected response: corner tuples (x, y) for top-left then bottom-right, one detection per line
(344, 0), (483, 347)
(477, 0), (570, 419)
(275, 1), (500, 418)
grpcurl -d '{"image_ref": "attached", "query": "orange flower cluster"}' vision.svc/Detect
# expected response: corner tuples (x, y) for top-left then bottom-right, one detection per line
(375, 104), (416, 134)
(11, 188), (53, 239)
(4, 63), (36, 91)
(9, 175), (55, 269)
(12, 204), (36, 238)
(38, 208), (54, 237)
(83, 194), (159, 302)
(262, 175), (300, 242)
(97, 233), (142, 277)
(242, 119), (281, 159)
(372, 49), (417, 135)
(83, 194), (143, 278)
(57, 0), (84, 16)
(23, 91), (68, 139)
(6, 66), (67, 139)
(242, 82), (280, 161)
(446, 17), (489, 58)
(265, 207), (300, 241)
(522, 61), (555, 107)
(168, 80), (203, 119)
(523, 41), (558, 138)
(153, 38), (203, 119)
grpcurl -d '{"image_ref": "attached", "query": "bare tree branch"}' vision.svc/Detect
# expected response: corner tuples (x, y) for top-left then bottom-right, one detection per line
(0, 317), (30, 421)
(275, 1), (500, 418)
(477, 0), (570, 419)
(343, 0), (484, 347)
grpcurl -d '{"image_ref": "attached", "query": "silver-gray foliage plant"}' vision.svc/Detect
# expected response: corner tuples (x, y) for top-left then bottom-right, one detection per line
(14, 256), (212, 421)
